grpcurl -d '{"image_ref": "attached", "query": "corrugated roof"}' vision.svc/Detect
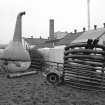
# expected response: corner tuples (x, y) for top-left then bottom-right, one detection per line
(72, 28), (105, 43)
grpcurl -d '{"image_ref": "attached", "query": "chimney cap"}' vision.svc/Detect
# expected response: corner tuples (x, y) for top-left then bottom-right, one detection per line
(50, 19), (54, 21)
(74, 29), (77, 33)
(103, 23), (105, 28)
(94, 25), (97, 30)
(83, 27), (86, 32)
(31, 36), (33, 38)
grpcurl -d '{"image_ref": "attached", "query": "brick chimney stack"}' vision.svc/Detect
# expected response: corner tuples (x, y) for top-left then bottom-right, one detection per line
(74, 29), (77, 33)
(103, 23), (105, 28)
(49, 19), (54, 47)
(94, 25), (97, 30)
(49, 19), (54, 40)
(83, 27), (86, 32)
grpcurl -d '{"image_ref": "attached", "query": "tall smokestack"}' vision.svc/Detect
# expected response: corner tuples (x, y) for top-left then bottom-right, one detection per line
(49, 19), (54, 40)
(49, 19), (54, 47)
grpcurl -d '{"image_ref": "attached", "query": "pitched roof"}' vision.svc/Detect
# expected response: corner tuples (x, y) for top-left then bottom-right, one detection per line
(24, 38), (47, 45)
(23, 32), (84, 48)
(23, 28), (105, 48)
(54, 31), (68, 39)
(55, 32), (84, 45)
(72, 28), (105, 43)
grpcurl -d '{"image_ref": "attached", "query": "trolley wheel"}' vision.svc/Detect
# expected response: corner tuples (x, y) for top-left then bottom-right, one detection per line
(46, 73), (60, 84)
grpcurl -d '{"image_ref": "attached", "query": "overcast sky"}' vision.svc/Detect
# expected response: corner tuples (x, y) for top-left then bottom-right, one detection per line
(0, 0), (105, 44)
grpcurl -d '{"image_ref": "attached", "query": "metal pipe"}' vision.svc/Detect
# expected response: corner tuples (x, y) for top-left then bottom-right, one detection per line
(87, 0), (90, 30)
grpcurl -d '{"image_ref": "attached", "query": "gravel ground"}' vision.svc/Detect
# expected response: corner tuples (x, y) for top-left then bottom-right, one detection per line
(0, 72), (105, 105)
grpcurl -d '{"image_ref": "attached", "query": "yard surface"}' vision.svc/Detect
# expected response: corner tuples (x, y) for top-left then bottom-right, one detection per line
(0, 72), (105, 105)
